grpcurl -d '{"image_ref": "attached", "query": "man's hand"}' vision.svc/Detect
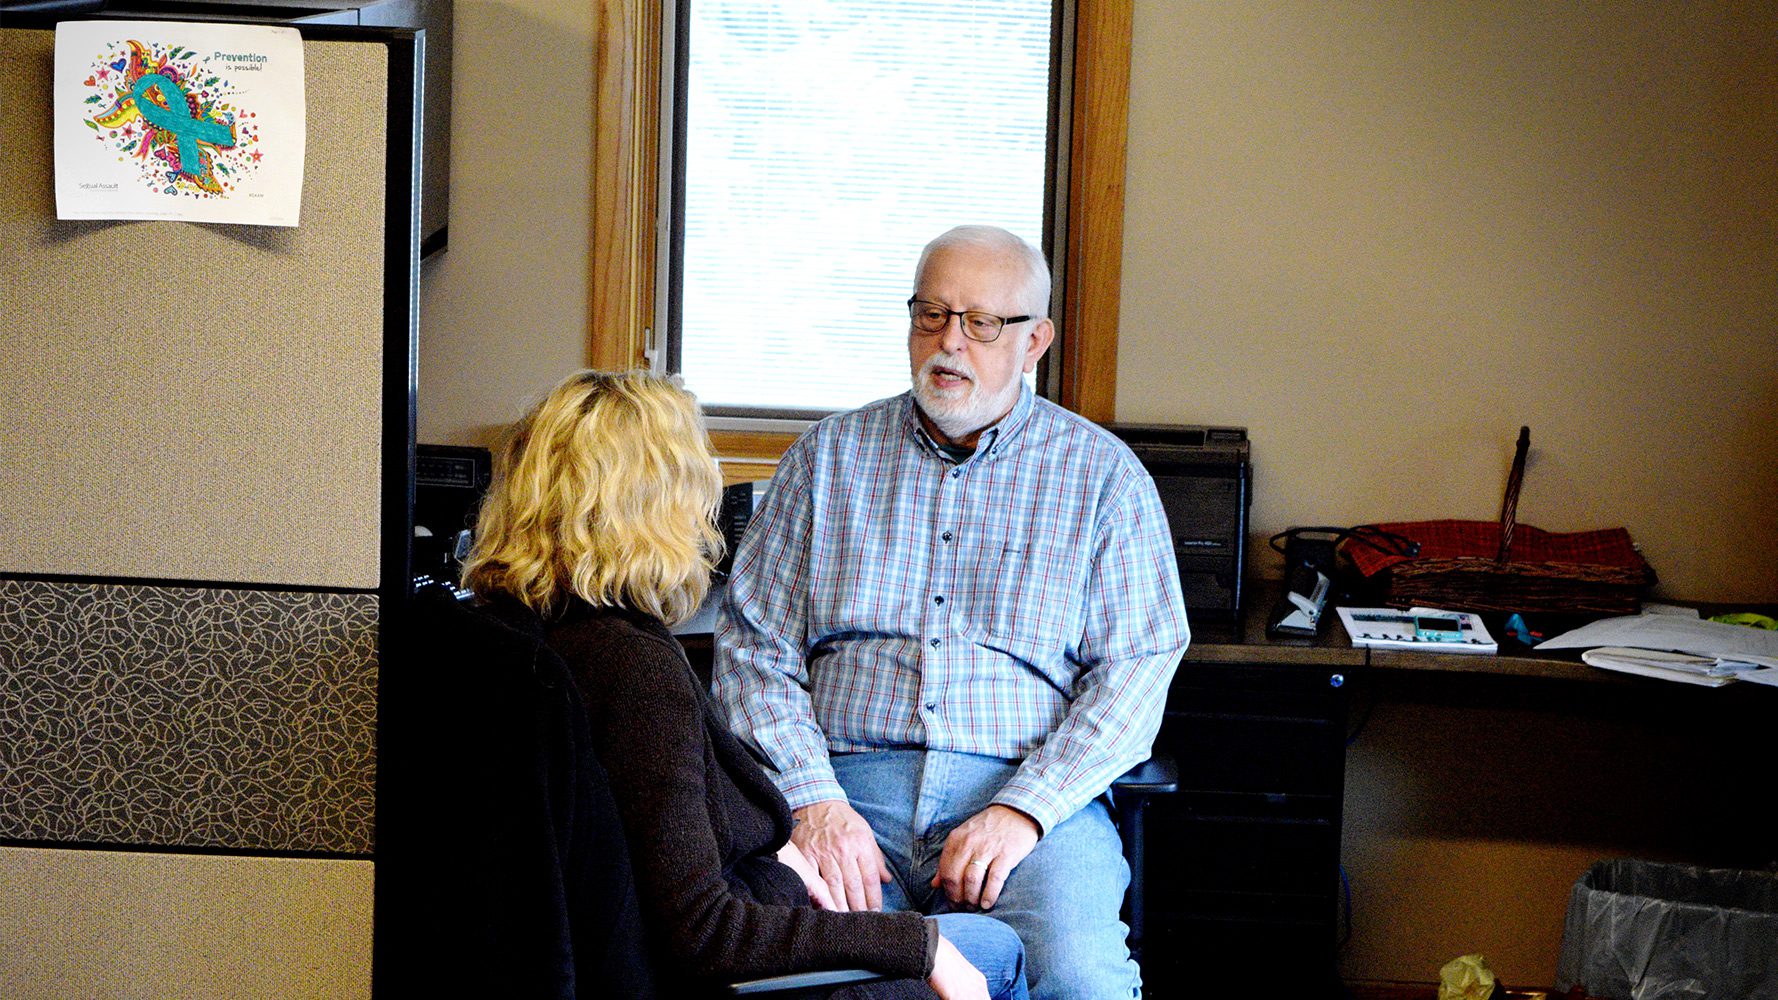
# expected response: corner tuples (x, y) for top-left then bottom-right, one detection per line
(775, 839), (836, 910)
(931, 804), (1039, 910)
(790, 799), (892, 912)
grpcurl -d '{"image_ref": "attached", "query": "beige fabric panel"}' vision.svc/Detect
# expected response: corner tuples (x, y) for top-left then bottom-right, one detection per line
(0, 32), (388, 589)
(0, 846), (371, 1000)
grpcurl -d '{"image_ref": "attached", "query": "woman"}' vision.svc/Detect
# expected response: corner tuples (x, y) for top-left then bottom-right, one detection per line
(461, 370), (1026, 1000)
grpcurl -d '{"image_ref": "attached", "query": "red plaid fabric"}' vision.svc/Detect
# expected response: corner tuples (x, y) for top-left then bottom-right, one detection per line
(1347, 520), (1648, 577)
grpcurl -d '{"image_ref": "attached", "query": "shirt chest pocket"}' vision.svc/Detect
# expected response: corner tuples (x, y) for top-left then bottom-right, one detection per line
(957, 540), (1084, 660)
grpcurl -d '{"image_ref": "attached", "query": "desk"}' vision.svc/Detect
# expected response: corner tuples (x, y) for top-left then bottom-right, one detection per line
(1169, 583), (1772, 993)
(1139, 602), (1356, 994)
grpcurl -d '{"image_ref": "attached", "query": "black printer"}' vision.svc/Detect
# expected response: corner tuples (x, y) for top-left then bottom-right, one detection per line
(1102, 424), (1252, 624)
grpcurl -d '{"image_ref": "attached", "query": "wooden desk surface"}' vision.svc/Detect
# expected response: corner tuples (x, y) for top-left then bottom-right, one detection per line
(1181, 579), (1776, 689)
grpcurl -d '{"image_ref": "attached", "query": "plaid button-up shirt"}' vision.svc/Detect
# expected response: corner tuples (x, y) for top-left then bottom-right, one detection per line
(714, 386), (1190, 834)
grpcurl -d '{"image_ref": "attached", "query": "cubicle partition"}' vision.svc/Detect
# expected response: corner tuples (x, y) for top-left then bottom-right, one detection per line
(0, 22), (418, 998)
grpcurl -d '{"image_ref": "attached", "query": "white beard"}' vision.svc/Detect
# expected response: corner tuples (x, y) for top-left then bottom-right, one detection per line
(912, 353), (1023, 442)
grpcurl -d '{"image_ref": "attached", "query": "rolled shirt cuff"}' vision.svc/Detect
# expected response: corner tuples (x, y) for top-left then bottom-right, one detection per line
(988, 781), (1064, 839)
(774, 759), (848, 812)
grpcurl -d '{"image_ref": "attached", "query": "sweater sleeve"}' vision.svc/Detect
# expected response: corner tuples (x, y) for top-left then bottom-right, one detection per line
(570, 625), (932, 984)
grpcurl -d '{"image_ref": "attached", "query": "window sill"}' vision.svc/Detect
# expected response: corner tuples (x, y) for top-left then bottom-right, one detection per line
(709, 427), (801, 485)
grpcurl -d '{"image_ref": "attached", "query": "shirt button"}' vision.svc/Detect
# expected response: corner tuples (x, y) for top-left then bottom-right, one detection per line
(929, 638), (940, 648)
(925, 701), (938, 711)
(934, 595), (945, 605)
(950, 469), (962, 479)
(941, 531), (953, 543)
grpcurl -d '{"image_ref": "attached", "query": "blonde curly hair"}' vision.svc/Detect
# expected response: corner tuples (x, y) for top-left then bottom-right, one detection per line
(461, 370), (723, 625)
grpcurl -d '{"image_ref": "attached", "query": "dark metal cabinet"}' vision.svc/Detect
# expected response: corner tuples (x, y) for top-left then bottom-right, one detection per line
(1139, 657), (1353, 995)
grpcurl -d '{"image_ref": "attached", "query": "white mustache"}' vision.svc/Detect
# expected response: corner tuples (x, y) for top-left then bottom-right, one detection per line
(920, 355), (976, 384)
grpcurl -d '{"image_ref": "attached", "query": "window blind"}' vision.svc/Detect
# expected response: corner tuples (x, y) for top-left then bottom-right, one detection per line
(677, 0), (1055, 414)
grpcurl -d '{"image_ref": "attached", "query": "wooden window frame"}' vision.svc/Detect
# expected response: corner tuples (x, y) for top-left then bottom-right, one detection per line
(591, 0), (1131, 474)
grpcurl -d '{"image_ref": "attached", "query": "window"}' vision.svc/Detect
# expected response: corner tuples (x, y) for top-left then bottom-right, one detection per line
(671, 0), (1057, 416)
(591, 0), (1131, 440)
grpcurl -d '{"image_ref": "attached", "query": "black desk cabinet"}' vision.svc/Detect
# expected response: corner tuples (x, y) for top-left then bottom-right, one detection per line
(1139, 654), (1353, 995)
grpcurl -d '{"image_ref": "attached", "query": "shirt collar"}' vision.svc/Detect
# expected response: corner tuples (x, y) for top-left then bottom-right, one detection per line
(901, 382), (1036, 463)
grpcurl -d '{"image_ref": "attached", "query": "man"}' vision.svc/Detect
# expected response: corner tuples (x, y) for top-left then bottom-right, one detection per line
(715, 225), (1189, 999)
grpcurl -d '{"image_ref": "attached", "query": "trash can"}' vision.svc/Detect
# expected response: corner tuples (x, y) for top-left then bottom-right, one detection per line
(1556, 858), (1778, 1000)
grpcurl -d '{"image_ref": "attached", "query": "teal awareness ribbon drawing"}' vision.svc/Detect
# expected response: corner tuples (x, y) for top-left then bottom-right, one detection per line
(129, 73), (232, 176)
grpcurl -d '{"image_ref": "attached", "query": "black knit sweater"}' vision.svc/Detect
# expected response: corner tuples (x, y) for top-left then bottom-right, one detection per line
(538, 598), (937, 994)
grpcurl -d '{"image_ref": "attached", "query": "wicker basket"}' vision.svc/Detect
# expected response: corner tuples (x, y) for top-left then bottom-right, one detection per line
(1346, 428), (1656, 615)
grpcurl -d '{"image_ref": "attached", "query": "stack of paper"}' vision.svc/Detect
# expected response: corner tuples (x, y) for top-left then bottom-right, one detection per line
(1579, 648), (1751, 687)
(1538, 614), (1778, 688)
(1336, 607), (1498, 654)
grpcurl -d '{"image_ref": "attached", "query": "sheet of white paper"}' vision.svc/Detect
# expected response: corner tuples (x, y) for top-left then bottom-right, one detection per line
(1536, 614), (1778, 664)
(55, 20), (305, 226)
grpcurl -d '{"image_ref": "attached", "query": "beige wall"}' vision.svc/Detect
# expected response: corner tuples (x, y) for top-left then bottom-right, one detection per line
(426, 1), (1778, 600)
(1121, 1), (1777, 987)
(1120, 0), (1777, 604)
(418, 0), (597, 447)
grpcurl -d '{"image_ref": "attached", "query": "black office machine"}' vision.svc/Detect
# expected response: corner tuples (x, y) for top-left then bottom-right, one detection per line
(1102, 424), (1251, 622)
(412, 444), (492, 600)
(713, 479), (767, 581)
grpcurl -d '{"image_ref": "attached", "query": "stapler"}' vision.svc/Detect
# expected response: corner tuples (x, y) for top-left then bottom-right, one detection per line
(1266, 525), (1420, 638)
(1267, 529), (1340, 637)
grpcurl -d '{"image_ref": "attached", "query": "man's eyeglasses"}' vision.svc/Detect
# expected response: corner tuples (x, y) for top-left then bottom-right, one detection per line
(907, 298), (1031, 343)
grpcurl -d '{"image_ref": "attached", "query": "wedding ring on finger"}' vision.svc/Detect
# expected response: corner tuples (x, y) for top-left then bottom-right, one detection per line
(967, 860), (989, 869)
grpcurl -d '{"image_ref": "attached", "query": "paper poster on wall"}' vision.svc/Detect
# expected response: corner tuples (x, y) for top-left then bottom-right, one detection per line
(54, 20), (306, 226)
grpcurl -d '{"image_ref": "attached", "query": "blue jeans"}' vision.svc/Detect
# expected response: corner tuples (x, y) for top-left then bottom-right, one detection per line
(929, 912), (1029, 1000)
(834, 750), (1139, 1000)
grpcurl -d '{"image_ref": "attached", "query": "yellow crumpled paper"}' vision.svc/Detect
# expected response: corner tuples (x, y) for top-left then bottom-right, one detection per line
(1438, 953), (1497, 1000)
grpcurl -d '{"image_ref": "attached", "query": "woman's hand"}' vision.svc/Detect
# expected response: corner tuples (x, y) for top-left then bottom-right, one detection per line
(775, 840), (837, 910)
(928, 934), (990, 1000)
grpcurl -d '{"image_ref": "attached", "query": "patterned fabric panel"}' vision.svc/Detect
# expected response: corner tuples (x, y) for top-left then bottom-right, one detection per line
(0, 580), (376, 854)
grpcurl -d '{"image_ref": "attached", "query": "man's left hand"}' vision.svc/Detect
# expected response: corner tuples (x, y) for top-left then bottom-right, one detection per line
(931, 804), (1040, 910)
